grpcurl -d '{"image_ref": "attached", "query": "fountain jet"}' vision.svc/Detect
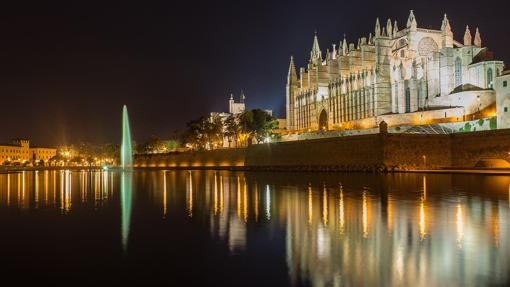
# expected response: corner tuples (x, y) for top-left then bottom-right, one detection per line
(121, 105), (133, 170)
(120, 105), (133, 253)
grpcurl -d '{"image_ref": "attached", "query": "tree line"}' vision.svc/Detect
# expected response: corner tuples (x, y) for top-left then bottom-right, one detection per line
(183, 109), (278, 150)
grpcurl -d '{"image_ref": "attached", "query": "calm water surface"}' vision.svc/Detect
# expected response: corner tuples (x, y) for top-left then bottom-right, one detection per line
(0, 170), (509, 286)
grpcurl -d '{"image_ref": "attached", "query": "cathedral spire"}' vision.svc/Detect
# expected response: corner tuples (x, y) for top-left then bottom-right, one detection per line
(393, 20), (399, 37)
(342, 35), (347, 55)
(441, 14), (452, 34)
(240, 90), (245, 103)
(368, 33), (373, 45)
(386, 19), (393, 38)
(375, 18), (381, 37)
(288, 56), (298, 82)
(463, 25), (472, 46)
(406, 10), (417, 30)
(474, 27), (482, 48)
(310, 31), (322, 63)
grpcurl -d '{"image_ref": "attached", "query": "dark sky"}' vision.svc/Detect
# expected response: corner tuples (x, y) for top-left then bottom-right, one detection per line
(1, 0), (508, 146)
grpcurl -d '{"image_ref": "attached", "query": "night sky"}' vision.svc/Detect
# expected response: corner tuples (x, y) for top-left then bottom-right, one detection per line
(1, 0), (508, 146)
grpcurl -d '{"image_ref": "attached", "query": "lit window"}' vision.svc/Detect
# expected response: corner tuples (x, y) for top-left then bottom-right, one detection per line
(455, 57), (462, 87)
(487, 68), (493, 89)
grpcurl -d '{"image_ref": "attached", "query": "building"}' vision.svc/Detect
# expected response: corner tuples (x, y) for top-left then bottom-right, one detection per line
(286, 11), (505, 132)
(210, 91), (282, 147)
(0, 139), (56, 165)
(496, 71), (510, 128)
(210, 92), (247, 148)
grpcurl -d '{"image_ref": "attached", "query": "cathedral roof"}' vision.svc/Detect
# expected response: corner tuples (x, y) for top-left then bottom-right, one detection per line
(471, 48), (494, 65)
(450, 84), (485, 94)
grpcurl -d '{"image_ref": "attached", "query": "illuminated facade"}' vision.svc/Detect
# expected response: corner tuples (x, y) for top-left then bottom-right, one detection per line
(286, 11), (506, 131)
(0, 139), (56, 165)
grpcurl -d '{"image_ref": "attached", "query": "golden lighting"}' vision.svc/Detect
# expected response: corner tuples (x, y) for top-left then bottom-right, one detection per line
(213, 173), (218, 215)
(237, 176), (241, 219)
(7, 173), (10, 206)
(307, 184), (313, 225)
(220, 176), (224, 214)
(35, 171), (39, 206)
(456, 203), (463, 247)
(419, 200), (426, 241)
(422, 175), (427, 200)
(163, 171), (167, 218)
(265, 185), (271, 220)
(339, 187), (345, 234)
(243, 179), (248, 223)
(322, 185), (328, 225)
(388, 193), (393, 232)
(187, 171), (193, 218)
(254, 184), (259, 222)
(362, 190), (368, 238)
(419, 175), (427, 240)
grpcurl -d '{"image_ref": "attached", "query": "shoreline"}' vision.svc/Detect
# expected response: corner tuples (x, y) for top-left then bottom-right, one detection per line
(2, 165), (510, 176)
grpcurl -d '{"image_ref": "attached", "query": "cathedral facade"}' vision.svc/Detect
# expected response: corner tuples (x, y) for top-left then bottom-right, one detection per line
(286, 11), (505, 131)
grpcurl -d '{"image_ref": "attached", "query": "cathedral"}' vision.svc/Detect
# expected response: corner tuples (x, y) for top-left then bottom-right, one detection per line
(286, 10), (505, 131)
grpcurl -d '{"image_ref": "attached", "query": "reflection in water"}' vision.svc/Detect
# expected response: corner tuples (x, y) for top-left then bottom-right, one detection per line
(121, 171), (133, 252)
(0, 170), (509, 286)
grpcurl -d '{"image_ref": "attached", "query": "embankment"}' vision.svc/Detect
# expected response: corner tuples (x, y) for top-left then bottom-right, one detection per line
(134, 129), (510, 171)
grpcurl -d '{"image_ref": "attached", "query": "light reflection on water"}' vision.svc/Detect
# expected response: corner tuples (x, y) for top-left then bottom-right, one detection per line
(0, 170), (509, 286)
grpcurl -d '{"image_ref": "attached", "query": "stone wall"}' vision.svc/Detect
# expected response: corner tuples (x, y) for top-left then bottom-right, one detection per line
(451, 129), (510, 167)
(246, 134), (383, 170)
(135, 129), (510, 171)
(383, 134), (452, 170)
(135, 148), (246, 168)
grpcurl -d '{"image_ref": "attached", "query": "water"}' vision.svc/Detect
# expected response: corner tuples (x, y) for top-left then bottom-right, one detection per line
(0, 170), (509, 286)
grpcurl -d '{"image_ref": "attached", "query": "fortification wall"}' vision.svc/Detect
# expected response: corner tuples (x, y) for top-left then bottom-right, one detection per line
(134, 129), (510, 171)
(451, 129), (510, 167)
(245, 134), (383, 170)
(383, 134), (452, 170)
(135, 148), (246, 168)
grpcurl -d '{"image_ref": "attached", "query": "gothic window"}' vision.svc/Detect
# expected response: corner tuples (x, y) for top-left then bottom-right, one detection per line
(405, 87), (411, 113)
(487, 68), (493, 89)
(455, 57), (462, 87)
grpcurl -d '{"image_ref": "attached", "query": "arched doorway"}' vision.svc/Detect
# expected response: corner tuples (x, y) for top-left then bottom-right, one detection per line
(318, 109), (328, 131)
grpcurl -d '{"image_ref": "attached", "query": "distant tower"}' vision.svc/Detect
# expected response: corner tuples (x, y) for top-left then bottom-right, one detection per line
(228, 93), (234, 114)
(240, 89), (245, 103)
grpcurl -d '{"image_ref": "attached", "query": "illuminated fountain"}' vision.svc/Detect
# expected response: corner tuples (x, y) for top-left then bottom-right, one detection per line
(120, 105), (133, 252)
(121, 105), (133, 170)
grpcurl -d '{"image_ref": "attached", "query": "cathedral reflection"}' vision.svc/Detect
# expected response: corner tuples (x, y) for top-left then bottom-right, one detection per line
(0, 170), (509, 286)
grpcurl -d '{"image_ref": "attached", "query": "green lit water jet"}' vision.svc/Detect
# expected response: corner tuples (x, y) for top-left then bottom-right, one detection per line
(120, 172), (132, 252)
(121, 105), (133, 170)
(120, 105), (133, 253)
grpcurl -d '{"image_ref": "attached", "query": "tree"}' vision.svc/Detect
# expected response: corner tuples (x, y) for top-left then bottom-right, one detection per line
(135, 136), (179, 154)
(239, 109), (278, 144)
(184, 115), (224, 150)
(224, 114), (241, 147)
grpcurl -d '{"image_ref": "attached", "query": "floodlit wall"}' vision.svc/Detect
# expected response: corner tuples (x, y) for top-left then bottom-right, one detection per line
(135, 129), (510, 170)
